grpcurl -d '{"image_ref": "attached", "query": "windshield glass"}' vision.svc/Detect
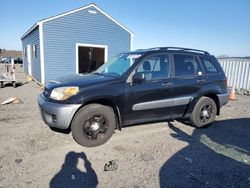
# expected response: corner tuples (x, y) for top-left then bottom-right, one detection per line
(94, 53), (142, 77)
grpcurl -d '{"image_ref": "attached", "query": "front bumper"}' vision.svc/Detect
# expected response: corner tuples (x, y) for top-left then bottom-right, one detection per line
(38, 94), (81, 129)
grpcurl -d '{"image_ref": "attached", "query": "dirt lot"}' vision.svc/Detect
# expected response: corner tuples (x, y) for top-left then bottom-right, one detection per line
(0, 64), (249, 188)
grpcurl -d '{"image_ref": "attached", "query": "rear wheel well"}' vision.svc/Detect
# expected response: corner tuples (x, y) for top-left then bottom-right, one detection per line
(79, 99), (121, 130)
(203, 94), (220, 115)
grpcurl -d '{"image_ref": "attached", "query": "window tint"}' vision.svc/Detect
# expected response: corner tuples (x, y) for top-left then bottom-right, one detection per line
(174, 54), (202, 76)
(200, 57), (218, 74)
(136, 54), (169, 80)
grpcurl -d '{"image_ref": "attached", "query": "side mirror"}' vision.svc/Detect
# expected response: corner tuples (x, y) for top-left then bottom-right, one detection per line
(133, 72), (145, 83)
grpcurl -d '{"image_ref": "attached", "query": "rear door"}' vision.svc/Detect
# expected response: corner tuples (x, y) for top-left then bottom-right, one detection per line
(124, 53), (173, 125)
(170, 53), (205, 118)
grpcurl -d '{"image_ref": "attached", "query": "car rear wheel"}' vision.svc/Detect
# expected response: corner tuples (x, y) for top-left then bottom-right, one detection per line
(71, 104), (116, 147)
(190, 96), (217, 128)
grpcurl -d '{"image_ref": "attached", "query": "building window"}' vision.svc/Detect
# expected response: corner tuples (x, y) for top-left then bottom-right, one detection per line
(32, 44), (37, 59)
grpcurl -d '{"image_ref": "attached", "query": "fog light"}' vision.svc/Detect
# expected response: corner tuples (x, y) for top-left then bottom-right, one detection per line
(52, 115), (57, 123)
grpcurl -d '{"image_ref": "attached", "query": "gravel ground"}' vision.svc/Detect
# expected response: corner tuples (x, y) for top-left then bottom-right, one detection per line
(0, 64), (249, 188)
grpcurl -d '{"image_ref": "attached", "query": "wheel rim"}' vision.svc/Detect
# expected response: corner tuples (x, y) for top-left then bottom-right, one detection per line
(82, 115), (107, 140)
(199, 104), (213, 123)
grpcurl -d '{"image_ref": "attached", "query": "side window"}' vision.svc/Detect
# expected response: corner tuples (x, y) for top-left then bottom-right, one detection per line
(200, 57), (218, 74)
(136, 54), (169, 80)
(174, 54), (202, 77)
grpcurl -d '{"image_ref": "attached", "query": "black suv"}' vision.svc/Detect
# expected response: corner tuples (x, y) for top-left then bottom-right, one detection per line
(38, 47), (229, 147)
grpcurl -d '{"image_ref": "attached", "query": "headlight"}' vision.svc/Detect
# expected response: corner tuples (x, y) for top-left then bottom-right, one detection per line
(50, 86), (79, 101)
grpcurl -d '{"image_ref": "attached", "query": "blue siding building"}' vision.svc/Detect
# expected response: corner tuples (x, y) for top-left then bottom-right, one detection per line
(21, 4), (134, 84)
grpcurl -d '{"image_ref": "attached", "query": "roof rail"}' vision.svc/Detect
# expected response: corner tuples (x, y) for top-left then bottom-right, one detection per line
(148, 47), (210, 55)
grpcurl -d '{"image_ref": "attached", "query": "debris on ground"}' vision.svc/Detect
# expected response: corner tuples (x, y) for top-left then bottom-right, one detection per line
(235, 88), (250, 96)
(141, 154), (154, 161)
(104, 160), (118, 171)
(25, 181), (33, 185)
(25, 75), (32, 82)
(15, 159), (22, 164)
(1, 97), (23, 105)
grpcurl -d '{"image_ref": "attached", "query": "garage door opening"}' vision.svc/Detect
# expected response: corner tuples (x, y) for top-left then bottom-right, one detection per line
(77, 44), (107, 74)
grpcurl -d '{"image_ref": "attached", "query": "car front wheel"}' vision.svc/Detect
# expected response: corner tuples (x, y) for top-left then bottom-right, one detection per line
(190, 96), (217, 128)
(71, 104), (116, 147)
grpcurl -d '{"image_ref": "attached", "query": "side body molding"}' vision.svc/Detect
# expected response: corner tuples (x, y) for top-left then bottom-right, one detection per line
(132, 96), (193, 111)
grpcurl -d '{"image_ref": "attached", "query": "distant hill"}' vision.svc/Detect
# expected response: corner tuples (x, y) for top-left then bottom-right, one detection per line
(217, 55), (230, 58)
(217, 55), (250, 59)
(0, 49), (22, 58)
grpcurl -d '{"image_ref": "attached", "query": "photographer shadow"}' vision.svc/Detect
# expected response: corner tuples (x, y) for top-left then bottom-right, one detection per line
(50, 151), (98, 188)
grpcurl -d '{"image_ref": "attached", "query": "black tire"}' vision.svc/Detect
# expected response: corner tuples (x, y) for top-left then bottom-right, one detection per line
(71, 104), (116, 147)
(190, 97), (217, 128)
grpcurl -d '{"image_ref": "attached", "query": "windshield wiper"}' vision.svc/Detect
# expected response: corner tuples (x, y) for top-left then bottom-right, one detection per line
(93, 72), (120, 78)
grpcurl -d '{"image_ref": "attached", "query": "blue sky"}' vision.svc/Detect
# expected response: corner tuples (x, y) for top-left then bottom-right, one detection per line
(0, 0), (249, 56)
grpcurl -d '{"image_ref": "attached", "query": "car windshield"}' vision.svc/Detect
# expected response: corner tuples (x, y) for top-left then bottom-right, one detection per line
(94, 53), (143, 77)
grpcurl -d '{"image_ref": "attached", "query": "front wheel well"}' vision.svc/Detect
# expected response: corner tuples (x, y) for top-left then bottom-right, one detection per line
(203, 94), (220, 115)
(75, 99), (121, 130)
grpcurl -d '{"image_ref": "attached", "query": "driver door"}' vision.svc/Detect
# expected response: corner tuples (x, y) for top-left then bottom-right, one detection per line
(124, 53), (173, 125)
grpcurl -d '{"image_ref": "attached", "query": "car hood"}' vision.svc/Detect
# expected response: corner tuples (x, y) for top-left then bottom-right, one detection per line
(45, 73), (116, 90)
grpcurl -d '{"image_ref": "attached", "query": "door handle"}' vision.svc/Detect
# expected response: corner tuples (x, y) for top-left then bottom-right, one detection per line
(197, 79), (205, 83)
(162, 82), (173, 87)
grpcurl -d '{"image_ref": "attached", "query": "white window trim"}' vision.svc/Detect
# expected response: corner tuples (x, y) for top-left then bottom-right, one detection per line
(27, 44), (32, 76)
(39, 23), (45, 84)
(75, 43), (108, 74)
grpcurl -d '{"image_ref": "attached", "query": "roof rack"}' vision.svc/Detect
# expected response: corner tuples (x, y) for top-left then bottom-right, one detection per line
(148, 47), (210, 55)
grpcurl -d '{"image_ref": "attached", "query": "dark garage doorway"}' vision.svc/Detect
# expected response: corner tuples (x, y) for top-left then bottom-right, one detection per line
(78, 46), (105, 74)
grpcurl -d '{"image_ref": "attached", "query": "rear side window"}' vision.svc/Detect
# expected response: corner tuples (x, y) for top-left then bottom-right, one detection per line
(173, 54), (202, 77)
(200, 57), (219, 74)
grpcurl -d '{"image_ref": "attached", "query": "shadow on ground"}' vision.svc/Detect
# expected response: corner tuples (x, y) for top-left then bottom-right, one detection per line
(160, 118), (250, 187)
(50, 151), (98, 188)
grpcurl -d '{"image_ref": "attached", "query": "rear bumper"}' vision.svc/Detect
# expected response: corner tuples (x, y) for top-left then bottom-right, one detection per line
(38, 94), (81, 129)
(217, 91), (229, 107)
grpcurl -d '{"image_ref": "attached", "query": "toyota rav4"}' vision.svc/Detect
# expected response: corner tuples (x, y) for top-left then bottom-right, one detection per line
(38, 47), (229, 147)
